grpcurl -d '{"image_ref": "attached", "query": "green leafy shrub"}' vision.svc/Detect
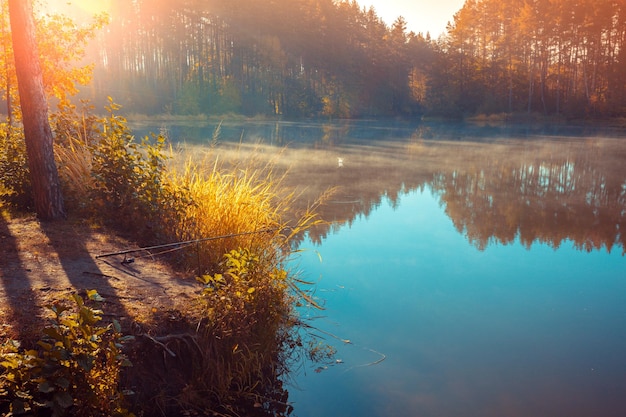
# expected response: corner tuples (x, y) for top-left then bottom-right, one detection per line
(50, 98), (190, 244)
(51, 99), (101, 147)
(0, 123), (32, 209)
(194, 248), (295, 414)
(0, 291), (133, 417)
(89, 99), (171, 238)
(197, 248), (261, 297)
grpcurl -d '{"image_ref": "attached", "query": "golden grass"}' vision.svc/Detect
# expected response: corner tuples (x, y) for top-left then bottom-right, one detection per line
(167, 160), (286, 269)
(163, 143), (324, 273)
(55, 138), (95, 196)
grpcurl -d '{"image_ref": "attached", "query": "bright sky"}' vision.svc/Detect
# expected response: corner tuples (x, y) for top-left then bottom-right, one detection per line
(46, 0), (466, 38)
(357, 0), (466, 37)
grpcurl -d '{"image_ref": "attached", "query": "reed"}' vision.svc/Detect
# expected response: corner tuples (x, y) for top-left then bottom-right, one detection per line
(164, 150), (294, 270)
(55, 137), (95, 198)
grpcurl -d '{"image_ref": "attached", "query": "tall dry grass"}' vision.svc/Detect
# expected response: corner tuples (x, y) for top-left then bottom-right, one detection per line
(165, 159), (285, 270)
(55, 138), (95, 197)
(161, 141), (326, 274)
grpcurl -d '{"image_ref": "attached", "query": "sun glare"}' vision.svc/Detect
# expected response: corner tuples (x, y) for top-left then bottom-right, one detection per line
(44, 0), (111, 18)
(71, 0), (111, 15)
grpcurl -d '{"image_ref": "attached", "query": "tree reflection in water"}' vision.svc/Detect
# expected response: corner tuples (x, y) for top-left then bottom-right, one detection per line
(170, 121), (626, 253)
(270, 130), (625, 254)
(430, 138), (626, 253)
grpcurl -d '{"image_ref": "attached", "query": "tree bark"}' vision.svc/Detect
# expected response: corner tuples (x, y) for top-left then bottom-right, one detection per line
(8, 0), (65, 220)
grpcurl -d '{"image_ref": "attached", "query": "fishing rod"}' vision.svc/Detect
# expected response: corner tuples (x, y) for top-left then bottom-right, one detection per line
(95, 228), (277, 259)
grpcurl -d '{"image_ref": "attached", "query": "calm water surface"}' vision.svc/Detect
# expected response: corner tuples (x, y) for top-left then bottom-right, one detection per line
(291, 189), (626, 417)
(136, 119), (626, 416)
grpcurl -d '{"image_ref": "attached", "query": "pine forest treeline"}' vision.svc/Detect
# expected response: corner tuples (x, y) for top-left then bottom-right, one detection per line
(86, 0), (626, 119)
(441, 0), (626, 118)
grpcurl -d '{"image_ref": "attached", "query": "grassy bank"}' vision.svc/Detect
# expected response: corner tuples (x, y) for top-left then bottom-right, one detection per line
(0, 101), (324, 416)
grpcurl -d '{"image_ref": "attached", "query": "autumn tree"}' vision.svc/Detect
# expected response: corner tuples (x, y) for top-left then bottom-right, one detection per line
(8, 0), (64, 219)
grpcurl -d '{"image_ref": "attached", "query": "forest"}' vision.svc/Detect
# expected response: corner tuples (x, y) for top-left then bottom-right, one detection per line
(77, 0), (626, 119)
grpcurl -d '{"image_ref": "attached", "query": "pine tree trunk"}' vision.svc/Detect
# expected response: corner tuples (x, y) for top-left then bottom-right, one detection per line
(8, 0), (65, 220)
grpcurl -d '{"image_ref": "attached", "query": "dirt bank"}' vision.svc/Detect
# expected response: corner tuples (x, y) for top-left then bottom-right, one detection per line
(0, 212), (198, 342)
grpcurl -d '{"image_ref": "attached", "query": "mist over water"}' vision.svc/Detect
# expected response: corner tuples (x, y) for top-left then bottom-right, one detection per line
(135, 119), (626, 416)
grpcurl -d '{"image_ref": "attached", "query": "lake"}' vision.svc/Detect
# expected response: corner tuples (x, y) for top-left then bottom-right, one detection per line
(134, 119), (626, 416)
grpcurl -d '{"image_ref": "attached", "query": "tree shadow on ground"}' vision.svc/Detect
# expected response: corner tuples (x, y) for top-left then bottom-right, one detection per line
(39, 220), (132, 321)
(0, 213), (144, 344)
(0, 214), (40, 342)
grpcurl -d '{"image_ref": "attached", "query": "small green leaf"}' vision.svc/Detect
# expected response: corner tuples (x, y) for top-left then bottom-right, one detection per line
(48, 303), (70, 317)
(71, 293), (84, 307)
(86, 290), (105, 302)
(196, 274), (211, 285)
(79, 308), (102, 325)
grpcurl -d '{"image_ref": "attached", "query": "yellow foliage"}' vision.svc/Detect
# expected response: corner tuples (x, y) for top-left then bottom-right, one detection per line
(0, 3), (108, 119)
(164, 151), (295, 271)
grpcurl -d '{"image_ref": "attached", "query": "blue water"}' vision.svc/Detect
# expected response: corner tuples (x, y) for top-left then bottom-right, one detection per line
(289, 188), (626, 417)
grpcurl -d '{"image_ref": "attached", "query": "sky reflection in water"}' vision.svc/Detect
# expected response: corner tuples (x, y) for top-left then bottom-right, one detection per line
(290, 188), (626, 417)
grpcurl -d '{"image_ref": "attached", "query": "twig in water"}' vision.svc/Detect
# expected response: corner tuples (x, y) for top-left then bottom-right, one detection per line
(316, 330), (351, 345)
(342, 348), (386, 374)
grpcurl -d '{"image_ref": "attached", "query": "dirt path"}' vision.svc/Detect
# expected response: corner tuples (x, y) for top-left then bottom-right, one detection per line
(0, 213), (199, 341)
